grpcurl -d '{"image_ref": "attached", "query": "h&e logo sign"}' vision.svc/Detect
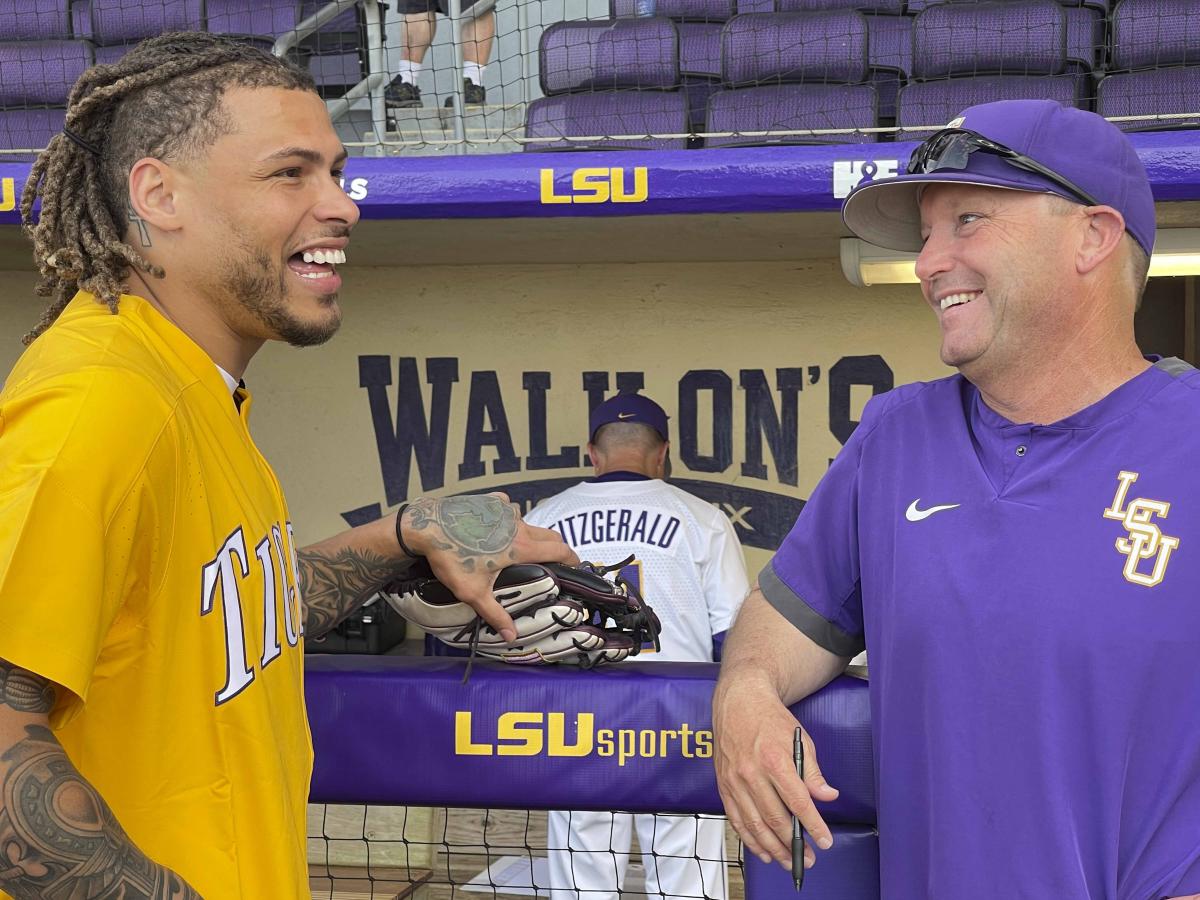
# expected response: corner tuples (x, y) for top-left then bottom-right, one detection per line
(832, 160), (900, 199)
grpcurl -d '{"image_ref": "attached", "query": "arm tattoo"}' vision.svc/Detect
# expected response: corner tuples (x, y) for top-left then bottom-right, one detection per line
(299, 546), (402, 638)
(407, 496), (518, 574)
(0, 664), (199, 898)
(0, 668), (54, 715)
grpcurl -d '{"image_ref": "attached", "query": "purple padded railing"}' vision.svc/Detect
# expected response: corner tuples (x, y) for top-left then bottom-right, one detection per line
(913, 0), (1067, 79)
(1111, 0), (1200, 70)
(705, 83), (878, 146)
(0, 0), (72, 40)
(611, 0), (736, 20)
(90, 0), (203, 44)
(0, 40), (91, 106)
(897, 74), (1084, 139)
(1098, 67), (1200, 131)
(678, 21), (721, 77)
(721, 11), (870, 86)
(524, 90), (690, 151)
(539, 18), (680, 95)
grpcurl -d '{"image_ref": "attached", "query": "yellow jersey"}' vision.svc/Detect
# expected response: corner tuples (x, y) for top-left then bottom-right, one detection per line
(0, 292), (311, 898)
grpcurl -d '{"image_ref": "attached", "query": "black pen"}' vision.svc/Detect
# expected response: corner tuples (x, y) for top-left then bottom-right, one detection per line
(792, 726), (805, 891)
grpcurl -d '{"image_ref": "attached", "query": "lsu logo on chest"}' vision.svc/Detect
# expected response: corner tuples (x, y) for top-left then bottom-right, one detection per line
(1102, 471), (1181, 587)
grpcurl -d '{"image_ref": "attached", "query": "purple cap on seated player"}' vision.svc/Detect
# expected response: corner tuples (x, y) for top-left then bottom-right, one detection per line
(589, 394), (670, 443)
(842, 99), (1156, 257)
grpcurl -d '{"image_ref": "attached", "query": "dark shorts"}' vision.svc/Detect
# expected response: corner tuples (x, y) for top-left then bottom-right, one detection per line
(395, 0), (484, 13)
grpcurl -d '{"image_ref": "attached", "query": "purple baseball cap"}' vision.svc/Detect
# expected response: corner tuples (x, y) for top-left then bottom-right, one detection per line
(589, 394), (669, 442)
(843, 99), (1155, 256)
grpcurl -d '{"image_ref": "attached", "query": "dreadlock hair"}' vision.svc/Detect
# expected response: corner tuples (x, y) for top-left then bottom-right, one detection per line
(20, 31), (316, 345)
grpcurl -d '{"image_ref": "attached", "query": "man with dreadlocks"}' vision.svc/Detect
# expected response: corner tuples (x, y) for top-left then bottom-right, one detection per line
(0, 32), (576, 898)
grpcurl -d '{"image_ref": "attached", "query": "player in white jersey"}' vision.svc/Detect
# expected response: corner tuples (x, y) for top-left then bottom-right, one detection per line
(526, 394), (750, 900)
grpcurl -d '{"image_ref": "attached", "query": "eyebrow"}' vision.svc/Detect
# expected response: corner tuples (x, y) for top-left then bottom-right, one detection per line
(262, 146), (349, 167)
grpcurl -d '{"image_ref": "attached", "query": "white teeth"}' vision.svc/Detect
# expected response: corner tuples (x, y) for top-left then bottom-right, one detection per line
(298, 270), (332, 279)
(940, 292), (978, 311)
(298, 248), (346, 266)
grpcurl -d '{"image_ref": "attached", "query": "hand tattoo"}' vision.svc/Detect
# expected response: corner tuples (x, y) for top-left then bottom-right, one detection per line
(407, 496), (518, 572)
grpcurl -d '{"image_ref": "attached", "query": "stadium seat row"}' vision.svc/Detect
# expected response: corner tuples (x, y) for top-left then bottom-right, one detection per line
(526, 0), (1200, 150)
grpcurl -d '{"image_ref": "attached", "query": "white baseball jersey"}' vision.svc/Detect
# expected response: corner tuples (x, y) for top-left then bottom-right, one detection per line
(525, 475), (750, 662)
(527, 474), (749, 900)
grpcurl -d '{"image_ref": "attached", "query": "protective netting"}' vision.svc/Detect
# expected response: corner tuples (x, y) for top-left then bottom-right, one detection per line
(2, 1), (1196, 154)
(308, 804), (744, 899)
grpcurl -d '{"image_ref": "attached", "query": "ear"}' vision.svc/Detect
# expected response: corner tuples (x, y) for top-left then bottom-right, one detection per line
(655, 442), (670, 479)
(1075, 205), (1127, 277)
(587, 442), (602, 475)
(127, 157), (182, 241)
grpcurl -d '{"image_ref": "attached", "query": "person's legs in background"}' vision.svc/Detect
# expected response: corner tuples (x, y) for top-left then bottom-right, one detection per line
(547, 809), (634, 900)
(456, 5), (495, 105)
(636, 813), (729, 900)
(385, 1), (435, 109)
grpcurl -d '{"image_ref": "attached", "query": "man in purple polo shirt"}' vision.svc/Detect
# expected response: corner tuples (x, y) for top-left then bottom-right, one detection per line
(712, 99), (1200, 899)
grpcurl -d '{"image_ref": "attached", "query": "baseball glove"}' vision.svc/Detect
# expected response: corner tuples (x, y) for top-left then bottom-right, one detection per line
(380, 556), (661, 669)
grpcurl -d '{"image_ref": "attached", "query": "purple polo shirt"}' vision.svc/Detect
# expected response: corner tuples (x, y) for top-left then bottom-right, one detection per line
(763, 358), (1200, 899)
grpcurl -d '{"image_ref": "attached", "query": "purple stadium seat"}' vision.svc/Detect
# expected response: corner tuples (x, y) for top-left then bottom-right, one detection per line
(865, 13), (911, 120)
(0, 107), (66, 158)
(913, 0), (1067, 79)
(1066, 6), (1103, 71)
(1098, 67), (1200, 130)
(539, 18), (679, 95)
(682, 77), (720, 129)
(897, 74), (1083, 139)
(0, 0), (72, 39)
(721, 11), (870, 86)
(1111, 0), (1200, 70)
(679, 21), (721, 77)
(705, 83), (878, 146)
(90, 0), (203, 44)
(678, 22), (721, 129)
(92, 42), (126, 65)
(910, 0), (1109, 11)
(524, 90), (689, 151)
(611, 0), (735, 19)
(72, 0), (93, 38)
(206, 0), (300, 43)
(776, 0), (902, 12)
(298, 0), (365, 94)
(0, 40), (92, 106)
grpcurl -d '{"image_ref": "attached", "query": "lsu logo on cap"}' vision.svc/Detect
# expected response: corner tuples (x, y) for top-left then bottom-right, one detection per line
(1103, 471), (1180, 587)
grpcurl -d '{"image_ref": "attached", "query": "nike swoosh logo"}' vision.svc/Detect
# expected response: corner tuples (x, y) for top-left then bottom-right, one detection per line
(905, 500), (961, 522)
(617, 412), (635, 419)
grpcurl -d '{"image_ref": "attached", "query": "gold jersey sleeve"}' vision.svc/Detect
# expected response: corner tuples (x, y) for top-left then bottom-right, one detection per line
(0, 293), (312, 898)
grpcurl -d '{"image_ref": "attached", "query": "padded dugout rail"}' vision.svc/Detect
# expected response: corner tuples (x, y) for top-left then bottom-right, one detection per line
(306, 655), (874, 823)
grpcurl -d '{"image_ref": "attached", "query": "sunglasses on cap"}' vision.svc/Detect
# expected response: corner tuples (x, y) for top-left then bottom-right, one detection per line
(907, 128), (1102, 208)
